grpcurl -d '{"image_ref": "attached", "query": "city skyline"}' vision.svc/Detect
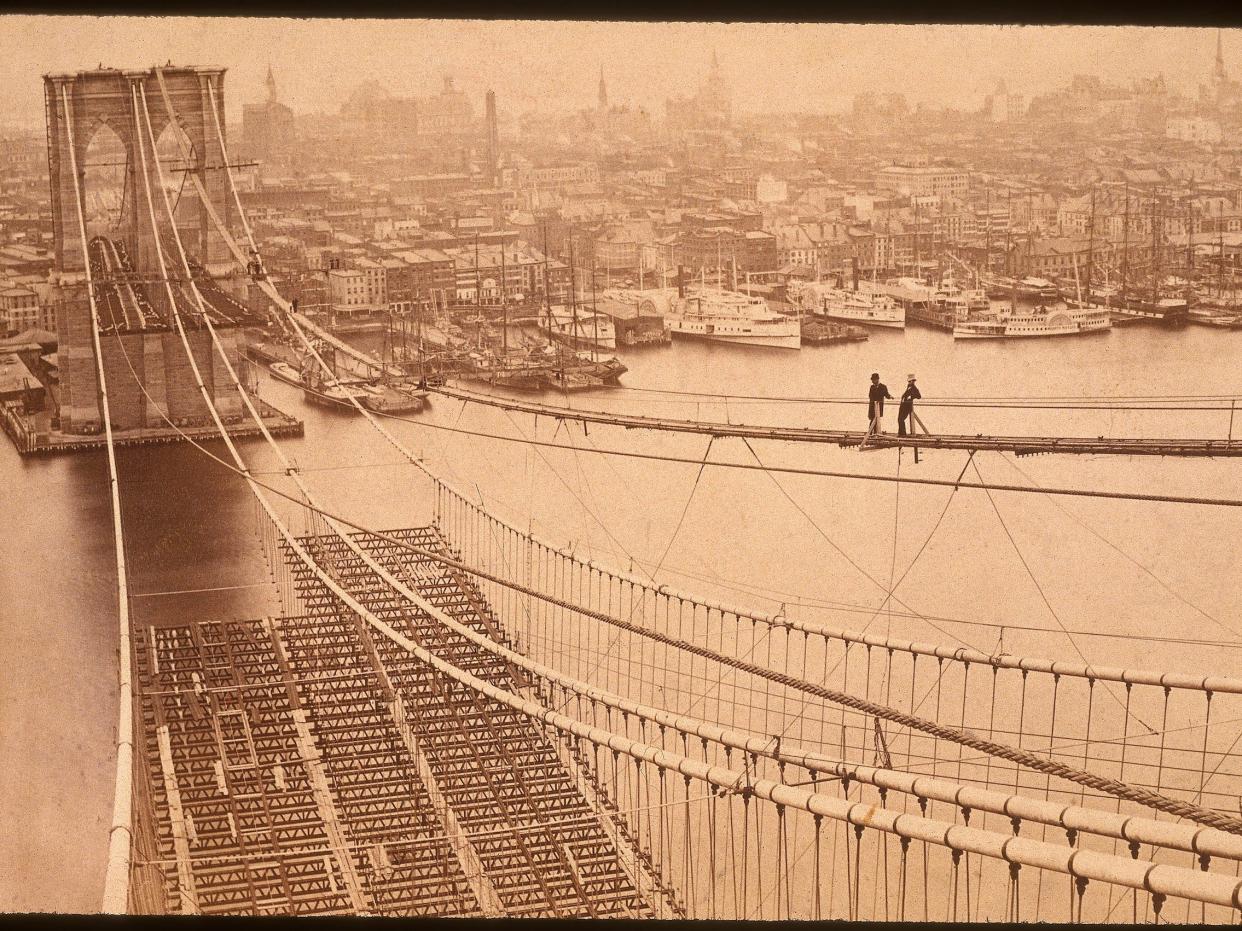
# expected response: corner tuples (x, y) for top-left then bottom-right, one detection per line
(0, 18), (1238, 127)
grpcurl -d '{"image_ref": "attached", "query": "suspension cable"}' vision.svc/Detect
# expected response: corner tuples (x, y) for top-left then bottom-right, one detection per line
(58, 81), (135, 916)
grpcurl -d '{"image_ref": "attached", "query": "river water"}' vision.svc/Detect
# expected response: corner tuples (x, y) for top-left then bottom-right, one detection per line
(3, 320), (1241, 912)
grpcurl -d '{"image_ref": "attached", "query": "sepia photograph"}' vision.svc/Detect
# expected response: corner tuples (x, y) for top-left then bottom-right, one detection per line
(2, 13), (1242, 921)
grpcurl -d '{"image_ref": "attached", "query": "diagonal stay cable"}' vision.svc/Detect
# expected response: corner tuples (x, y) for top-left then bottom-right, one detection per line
(968, 456), (1155, 735)
(500, 407), (655, 584)
(997, 451), (1242, 640)
(740, 436), (984, 653)
(556, 434), (718, 712)
(769, 451), (981, 751)
(94, 358), (1242, 835)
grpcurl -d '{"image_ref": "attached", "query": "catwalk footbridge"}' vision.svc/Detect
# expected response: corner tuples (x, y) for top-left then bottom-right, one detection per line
(430, 384), (1242, 459)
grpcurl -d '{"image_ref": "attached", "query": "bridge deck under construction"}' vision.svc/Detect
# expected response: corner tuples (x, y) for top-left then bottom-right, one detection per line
(128, 525), (660, 917)
(433, 384), (1242, 458)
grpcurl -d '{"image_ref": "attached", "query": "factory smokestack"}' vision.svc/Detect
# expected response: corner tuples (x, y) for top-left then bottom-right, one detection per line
(484, 90), (499, 187)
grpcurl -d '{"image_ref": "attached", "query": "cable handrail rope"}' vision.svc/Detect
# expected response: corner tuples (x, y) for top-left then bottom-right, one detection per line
(605, 382), (1242, 406)
(112, 165), (1242, 912)
(97, 321), (1242, 862)
(180, 85), (1242, 697)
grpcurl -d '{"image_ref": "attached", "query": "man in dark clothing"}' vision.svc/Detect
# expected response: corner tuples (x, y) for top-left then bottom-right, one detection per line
(898, 374), (921, 436)
(868, 373), (892, 432)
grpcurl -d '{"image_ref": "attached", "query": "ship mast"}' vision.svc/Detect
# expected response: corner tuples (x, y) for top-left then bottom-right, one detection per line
(1005, 189), (1012, 279)
(473, 232), (482, 349)
(1120, 183), (1130, 305)
(983, 185), (991, 279)
(1186, 198), (1195, 311)
(590, 257), (600, 363)
(1221, 200), (1227, 304)
(541, 222), (555, 358)
(1150, 193), (1160, 309)
(500, 242), (508, 361)
(568, 238), (580, 365)
(913, 194), (921, 278)
(416, 293), (424, 382)
(1085, 186), (1095, 303)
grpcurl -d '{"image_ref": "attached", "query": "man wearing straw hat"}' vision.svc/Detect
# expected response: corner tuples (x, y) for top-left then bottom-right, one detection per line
(898, 373), (921, 436)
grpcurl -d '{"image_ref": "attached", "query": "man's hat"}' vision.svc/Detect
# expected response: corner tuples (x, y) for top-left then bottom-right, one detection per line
(907, 374), (916, 381)
(871, 372), (879, 379)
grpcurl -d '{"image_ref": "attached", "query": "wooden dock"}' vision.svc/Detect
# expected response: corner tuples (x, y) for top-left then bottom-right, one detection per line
(2, 399), (302, 457)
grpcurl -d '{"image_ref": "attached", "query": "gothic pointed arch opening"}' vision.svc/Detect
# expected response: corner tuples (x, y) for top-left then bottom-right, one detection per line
(80, 119), (128, 241)
(152, 119), (198, 240)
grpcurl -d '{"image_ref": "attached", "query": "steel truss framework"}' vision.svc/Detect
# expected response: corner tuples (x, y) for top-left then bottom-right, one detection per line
(129, 525), (658, 917)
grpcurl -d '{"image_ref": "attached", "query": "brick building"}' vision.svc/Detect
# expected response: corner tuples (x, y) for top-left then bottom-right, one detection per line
(390, 249), (456, 312)
(674, 227), (778, 280)
(0, 286), (40, 335)
(446, 243), (569, 305)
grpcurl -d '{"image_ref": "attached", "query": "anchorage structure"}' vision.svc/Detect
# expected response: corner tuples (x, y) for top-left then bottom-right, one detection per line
(57, 64), (1242, 921)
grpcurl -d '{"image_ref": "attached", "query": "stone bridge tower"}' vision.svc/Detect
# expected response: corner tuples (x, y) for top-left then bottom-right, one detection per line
(42, 66), (243, 436)
(44, 66), (233, 278)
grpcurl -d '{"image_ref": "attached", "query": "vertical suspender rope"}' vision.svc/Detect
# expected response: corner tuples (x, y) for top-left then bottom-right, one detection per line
(165, 71), (1242, 913)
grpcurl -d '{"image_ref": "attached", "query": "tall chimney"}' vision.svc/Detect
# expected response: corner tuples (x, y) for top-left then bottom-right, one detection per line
(677, 265), (686, 298)
(484, 90), (499, 186)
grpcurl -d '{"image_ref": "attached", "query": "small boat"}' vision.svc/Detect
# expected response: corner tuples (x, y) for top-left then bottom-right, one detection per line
(357, 382), (427, 414)
(1016, 277), (1059, 301)
(268, 361), (304, 387)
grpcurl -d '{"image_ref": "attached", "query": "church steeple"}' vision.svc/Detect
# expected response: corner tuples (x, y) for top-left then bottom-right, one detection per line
(265, 63), (278, 103)
(598, 66), (608, 111)
(1216, 29), (1227, 83)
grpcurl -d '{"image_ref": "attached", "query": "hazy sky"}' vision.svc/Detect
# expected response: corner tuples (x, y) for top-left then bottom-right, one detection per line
(0, 17), (1235, 127)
